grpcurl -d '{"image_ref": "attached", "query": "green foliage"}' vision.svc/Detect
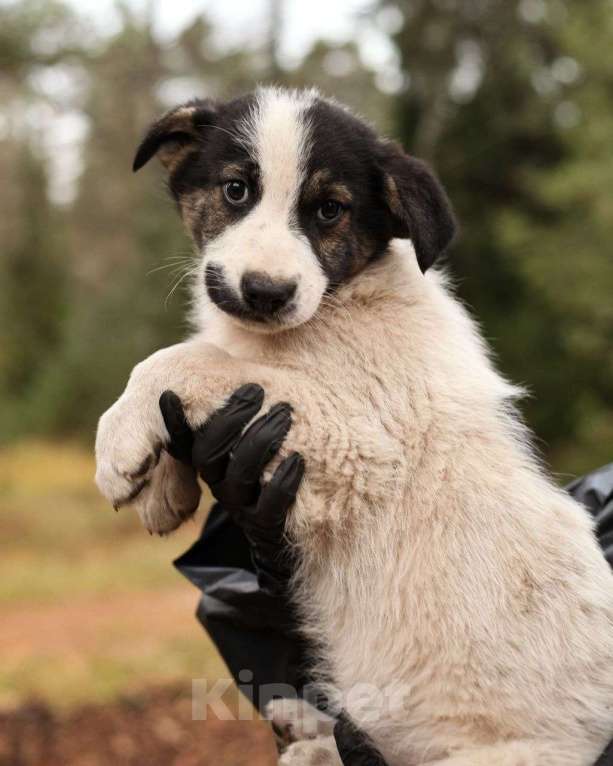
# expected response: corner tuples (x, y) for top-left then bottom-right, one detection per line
(389, 0), (613, 473)
(0, 144), (69, 439)
(0, 0), (611, 474)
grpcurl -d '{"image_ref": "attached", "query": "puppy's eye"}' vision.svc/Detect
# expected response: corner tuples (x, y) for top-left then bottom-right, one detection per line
(223, 180), (249, 205)
(317, 200), (343, 222)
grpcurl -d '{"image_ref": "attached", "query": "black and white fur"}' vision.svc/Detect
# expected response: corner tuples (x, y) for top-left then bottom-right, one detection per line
(132, 87), (454, 336)
(95, 88), (613, 766)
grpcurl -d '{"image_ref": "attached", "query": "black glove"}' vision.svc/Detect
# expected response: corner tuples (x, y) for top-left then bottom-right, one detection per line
(333, 714), (387, 766)
(160, 384), (304, 595)
(160, 384), (386, 762)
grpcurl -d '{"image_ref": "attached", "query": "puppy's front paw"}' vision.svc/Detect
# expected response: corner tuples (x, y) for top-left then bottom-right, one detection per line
(265, 698), (335, 743)
(96, 393), (201, 533)
(95, 396), (162, 506)
(278, 737), (342, 766)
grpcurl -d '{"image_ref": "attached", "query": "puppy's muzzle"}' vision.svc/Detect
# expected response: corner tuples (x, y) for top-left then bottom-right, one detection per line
(205, 262), (298, 324)
(240, 271), (297, 317)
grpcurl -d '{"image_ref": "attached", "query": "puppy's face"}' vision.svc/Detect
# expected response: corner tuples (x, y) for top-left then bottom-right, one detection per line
(134, 88), (455, 333)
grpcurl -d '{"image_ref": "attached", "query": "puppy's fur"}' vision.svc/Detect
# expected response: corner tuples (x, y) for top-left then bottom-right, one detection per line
(96, 88), (613, 766)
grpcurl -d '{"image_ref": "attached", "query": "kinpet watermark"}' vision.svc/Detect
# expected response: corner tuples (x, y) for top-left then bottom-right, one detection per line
(192, 670), (412, 723)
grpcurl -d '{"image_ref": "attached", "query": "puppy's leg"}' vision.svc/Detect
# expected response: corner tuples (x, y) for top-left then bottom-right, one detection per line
(138, 450), (201, 534)
(265, 698), (336, 743)
(279, 736), (342, 766)
(95, 341), (242, 531)
(424, 740), (585, 766)
(95, 338), (358, 535)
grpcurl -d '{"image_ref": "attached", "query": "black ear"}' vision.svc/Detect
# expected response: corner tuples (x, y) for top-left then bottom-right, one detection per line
(380, 144), (456, 273)
(132, 98), (218, 172)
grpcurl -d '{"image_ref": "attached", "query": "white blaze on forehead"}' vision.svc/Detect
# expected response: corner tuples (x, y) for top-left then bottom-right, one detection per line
(241, 87), (316, 219)
(197, 87), (328, 334)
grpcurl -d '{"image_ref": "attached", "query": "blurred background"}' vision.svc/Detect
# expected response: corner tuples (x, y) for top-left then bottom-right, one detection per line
(1, 0), (612, 763)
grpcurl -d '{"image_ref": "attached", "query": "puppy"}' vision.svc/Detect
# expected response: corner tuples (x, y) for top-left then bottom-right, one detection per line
(95, 87), (613, 765)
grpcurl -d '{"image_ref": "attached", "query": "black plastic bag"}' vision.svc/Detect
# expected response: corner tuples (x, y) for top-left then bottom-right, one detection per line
(175, 504), (311, 712)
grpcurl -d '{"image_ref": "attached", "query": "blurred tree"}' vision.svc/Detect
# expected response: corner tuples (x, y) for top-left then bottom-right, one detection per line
(31, 1), (392, 437)
(506, 2), (613, 471)
(0, 0), (83, 75)
(0, 0), (610, 475)
(284, 39), (393, 130)
(37, 3), (189, 434)
(386, 0), (613, 473)
(0, 144), (67, 436)
(0, 0), (79, 440)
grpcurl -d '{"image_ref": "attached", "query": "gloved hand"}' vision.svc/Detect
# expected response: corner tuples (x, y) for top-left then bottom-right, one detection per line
(333, 714), (388, 765)
(159, 384), (386, 764)
(159, 383), (304, 595)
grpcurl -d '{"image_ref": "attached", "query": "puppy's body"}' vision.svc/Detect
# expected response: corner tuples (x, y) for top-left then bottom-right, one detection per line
(96, 88), (613, 765)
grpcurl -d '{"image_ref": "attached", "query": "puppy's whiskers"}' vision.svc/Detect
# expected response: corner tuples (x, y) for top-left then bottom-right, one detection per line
(163, 264), (199, 309)
(146, 253), (195, 277)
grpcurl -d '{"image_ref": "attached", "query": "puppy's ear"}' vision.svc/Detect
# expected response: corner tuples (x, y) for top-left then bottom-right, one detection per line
(132, 99), (218, 172)
(380, 143), (456, 273)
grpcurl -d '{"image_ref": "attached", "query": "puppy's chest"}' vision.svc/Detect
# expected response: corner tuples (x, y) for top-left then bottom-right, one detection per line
(204, 316), (422, 478)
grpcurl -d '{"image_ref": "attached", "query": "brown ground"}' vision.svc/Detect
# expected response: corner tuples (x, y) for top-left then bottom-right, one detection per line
(0, 443), (280, 765)
(1, 590), (280, 765)
(2, 588), (197, 661)
(0, 686), (278, 766)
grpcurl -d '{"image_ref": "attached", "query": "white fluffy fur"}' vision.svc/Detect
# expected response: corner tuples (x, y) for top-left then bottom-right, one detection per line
(95, 88), (613, 765)
(96, 241), (613, 765)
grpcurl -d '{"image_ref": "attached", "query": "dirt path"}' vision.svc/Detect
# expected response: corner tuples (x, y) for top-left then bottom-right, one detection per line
(1, 590), (279, 765)
(0, 686), (278, 766)
(2, 587), (197, 661)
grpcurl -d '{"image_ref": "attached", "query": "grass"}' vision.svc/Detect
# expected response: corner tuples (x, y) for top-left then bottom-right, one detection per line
(0, 440), (233, 711)
(2, 632), (226, 712)
(0, 440), (204, 603)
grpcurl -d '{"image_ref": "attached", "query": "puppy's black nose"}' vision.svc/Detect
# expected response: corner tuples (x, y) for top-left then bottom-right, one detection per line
(241, 272), (297, 316)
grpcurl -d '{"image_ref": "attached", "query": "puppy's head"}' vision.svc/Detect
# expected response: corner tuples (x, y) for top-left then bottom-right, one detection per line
(134, 87), (456, 333)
